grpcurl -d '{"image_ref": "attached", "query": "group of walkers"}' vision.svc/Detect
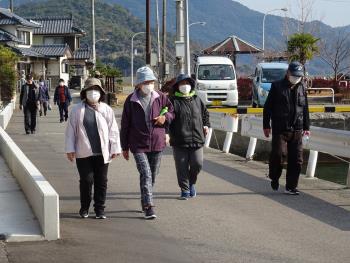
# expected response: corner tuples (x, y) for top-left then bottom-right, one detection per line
(19, 60), (310, 221)
(19, 74), (72, 134)
(65, 66), (210, 220)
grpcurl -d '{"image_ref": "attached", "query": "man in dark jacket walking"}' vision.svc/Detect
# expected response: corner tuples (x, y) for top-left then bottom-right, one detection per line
(263, 61), (310, 195)
(54, 79), (72, 123)
(169, 74), (210, 199)
(19, 74), (40, 134)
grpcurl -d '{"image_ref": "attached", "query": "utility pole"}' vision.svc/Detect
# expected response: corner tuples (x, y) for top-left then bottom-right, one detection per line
(9, 0), (13, 12)
(156, 0), (162, 89)
(184, 0), (190, 75)
(162, 0), (167, 81)
(146, 0), (151, 65)
(175, 0), (185, 75)
(91, 0), (96, 70)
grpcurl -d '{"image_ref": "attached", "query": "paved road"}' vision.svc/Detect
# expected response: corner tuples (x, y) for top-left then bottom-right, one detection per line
(3, 101), (350, 263)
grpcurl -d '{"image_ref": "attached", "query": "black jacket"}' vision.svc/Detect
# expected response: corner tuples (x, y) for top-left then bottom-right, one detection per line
(263, 77), (310, 134)
(169, 95), (210, 147)
(20, 83), (40, 107)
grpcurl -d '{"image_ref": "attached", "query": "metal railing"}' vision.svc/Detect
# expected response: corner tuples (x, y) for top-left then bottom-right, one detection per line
(307, 87), (335, 104)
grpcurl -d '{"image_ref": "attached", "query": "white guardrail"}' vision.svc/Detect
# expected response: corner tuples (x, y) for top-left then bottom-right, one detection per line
(206, 113), (350, 187)
(205, 112), (238, 153)
(241, 116), (350, 187)
(0, 102), (60, 241)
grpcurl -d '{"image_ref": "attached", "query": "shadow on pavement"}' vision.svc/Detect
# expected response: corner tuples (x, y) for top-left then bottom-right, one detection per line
(203, 159), (350, 231)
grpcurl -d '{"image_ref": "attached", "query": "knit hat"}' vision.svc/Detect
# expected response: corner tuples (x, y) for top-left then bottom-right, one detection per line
(135, 66), (157, 86)
(81, 77), (105, 94)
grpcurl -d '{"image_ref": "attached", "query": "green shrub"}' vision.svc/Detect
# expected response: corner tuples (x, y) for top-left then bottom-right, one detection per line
(0, 46), (18, 102)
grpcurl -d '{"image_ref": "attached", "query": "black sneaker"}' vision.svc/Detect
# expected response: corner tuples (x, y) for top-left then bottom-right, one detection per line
(271, 180), (279, 191)
(31, 130), (35, 134)
(79, 209), (89, 218)
(285, 188), (300, 195)
(25, 130), (30, 134)
(144, 206), (157, 220)
(95, 211), (106, 219)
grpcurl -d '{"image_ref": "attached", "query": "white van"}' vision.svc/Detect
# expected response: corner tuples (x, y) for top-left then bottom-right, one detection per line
(193, 56), (238, 107)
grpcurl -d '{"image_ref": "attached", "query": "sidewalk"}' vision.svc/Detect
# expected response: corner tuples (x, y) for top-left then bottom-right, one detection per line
(2, 100), (350, 263)
(0, 152), (42, 242)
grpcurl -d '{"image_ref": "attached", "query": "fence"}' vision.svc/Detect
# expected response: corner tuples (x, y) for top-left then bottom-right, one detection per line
(205, 113), (350, 187)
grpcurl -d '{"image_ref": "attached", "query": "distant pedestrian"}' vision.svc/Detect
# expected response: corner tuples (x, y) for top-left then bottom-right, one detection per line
(263, 61), (310, 195)
(169, 74), (210, 200)
(38, 77), (50, 116)
(54, 79), (72, 123)
(19, 74), (40, 134)
(65, 78), (121, 219)
(120, 66), (174, 219)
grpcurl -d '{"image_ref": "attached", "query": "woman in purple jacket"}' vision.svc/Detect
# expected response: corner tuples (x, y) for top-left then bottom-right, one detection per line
(121, 66), (174, 220)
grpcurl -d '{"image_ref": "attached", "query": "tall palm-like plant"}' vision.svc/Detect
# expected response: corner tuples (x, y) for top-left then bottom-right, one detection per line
(287, 33), (320, 73)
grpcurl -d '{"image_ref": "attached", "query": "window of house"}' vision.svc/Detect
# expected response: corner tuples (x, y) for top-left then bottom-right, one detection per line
(62, 63), (69, 73)
(17, 31), (31, 45)
(44, 37), (64, 45)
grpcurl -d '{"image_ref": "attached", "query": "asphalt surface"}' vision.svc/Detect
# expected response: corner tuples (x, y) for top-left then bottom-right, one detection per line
(2, 99), (350, 263)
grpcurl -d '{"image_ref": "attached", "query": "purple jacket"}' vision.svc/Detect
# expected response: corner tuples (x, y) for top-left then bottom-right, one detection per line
(121, 90), (174, 153)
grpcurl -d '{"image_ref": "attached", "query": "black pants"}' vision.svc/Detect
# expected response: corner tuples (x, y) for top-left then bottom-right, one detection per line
(173, 147), (203, 192)
(40, 101), (48, 116)
(58, 102), (68, 121)
(76, 156), (109, 213)
(23, 105), (37, 132)
(269, 131), (303, 189)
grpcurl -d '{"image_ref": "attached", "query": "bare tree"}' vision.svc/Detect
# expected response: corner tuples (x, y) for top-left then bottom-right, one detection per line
(320, 30), (350, 80)
(285, 0), (321, 35)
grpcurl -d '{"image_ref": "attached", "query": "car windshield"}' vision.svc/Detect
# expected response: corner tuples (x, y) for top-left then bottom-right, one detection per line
(198, 64), (235, 80)
(261, 68), (287, 83)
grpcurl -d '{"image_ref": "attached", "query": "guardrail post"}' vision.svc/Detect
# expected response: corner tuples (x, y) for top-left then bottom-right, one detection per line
(306, 150), (318, 178)
(222, 132), (233, 153)
(204, 127), (213, 148)
(246, 137), (257, 160)
(347, 164), (350, 188)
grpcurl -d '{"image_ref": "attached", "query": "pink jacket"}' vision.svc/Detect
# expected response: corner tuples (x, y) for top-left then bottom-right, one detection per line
(65, 102), (121, 164)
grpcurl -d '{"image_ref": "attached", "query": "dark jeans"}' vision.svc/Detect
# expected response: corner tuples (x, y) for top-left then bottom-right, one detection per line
(58, 102), (69, 121)
(269, 131), (303, 189)
(173, 147), (203, 192)
(23, 105), (37, 132)
(76, 155), (109, 213)
(133, 152), (162, 208)
(40, 101), (48, 116)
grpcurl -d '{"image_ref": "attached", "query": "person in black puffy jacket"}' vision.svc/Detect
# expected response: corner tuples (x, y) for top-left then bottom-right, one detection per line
(169, 74), (210, 200)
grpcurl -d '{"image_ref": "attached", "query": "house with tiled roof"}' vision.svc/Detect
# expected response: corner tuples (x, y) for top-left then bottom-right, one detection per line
(0, 8), (91, 86)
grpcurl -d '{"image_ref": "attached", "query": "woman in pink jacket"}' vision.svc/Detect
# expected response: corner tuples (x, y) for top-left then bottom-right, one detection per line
(65, 78), (121, 219)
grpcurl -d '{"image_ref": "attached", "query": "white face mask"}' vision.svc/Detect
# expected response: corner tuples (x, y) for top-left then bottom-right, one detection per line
(142, 83), (154, 95)
(86, 90), (101, 103)
(288, 76), (302, 85)
(179, 84), (192, 94)
(59, 82), (64, 86)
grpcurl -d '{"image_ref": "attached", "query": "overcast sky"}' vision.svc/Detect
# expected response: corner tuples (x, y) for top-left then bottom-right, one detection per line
(234, 0), (350, 27)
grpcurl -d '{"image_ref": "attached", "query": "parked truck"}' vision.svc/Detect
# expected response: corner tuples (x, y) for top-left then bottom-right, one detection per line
(193, 56), (238, 107)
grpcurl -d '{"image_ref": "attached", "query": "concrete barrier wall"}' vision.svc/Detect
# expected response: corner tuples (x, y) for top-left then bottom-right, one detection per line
(0, 127), (60, 241)
(0, 102), (14, 129)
